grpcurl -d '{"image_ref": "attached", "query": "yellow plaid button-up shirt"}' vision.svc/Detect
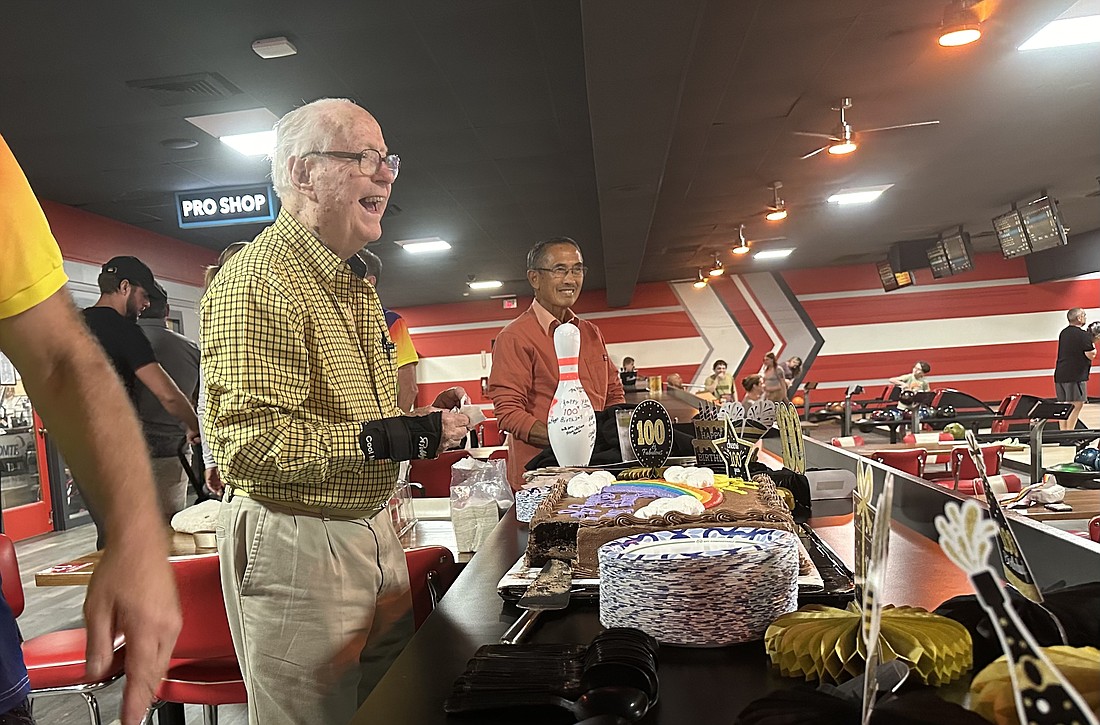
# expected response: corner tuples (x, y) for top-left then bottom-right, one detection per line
(200, 210), (401, 511)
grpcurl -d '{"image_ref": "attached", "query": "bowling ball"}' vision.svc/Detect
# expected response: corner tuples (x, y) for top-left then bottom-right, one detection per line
(870, 409), (891, 422)
(826, 401), (845, 414)
(944, 422), (966, 440)
(937, 405), (956, 419)
(917, 405), (935, 419)
(898, 389), (917, 406)
(791, 395), (805, 407)
(896, 407), (911, 420)
(1074, 447), (1100, 470)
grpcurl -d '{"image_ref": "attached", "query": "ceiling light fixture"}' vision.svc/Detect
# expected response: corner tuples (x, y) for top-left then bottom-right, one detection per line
(938, 0), (982, 46)
(765, 182), (788, 221)
(732, 223), (752, 255)
(393, 236), (452, 253)
(693, 269), (708, 289)
(754, 248), (794, 260)
(185, 108), (280, 156)
(708, 255), (725, 277)
(827, 184), (895, 205)
(468, 279), (503, 290)
(252, 36), (298, 59)
(160, 137), (199, 150)
(1019, 13), (1100, 50)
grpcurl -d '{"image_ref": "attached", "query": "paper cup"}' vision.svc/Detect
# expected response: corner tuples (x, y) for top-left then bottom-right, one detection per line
(193, 531), (217, 549)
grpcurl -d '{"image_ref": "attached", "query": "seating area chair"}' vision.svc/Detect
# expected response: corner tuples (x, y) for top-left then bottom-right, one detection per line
(404, 546), (459, 630)
(142, 553), (245, 725)
(409, 450), (472, 498)
(476, 418), (503, 447)
(487, 448), (508, 462)
(869, 449), (928, 478)
(941, 445), (1005, 494)
(830, 435), (865, 448)
(0, 534), (124, 725)
(903, 431), (954, 471)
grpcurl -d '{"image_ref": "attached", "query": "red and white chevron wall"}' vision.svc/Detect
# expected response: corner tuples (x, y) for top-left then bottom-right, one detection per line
(399, 252), (1099, 410)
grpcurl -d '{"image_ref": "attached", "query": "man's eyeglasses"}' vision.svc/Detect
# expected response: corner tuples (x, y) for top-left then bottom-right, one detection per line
(302, 149), (400, 179)
(533, 264), (588, 279)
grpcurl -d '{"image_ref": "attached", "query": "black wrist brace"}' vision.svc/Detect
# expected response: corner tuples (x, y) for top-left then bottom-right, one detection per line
(359, 413), (443, 462)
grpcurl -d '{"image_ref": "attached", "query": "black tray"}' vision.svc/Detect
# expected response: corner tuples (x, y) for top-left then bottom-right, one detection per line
(1045, 467), (1100, 489)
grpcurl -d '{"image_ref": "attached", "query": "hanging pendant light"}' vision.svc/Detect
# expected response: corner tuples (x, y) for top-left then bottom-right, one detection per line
(765, 182), (788, 221)
(693, 269), (708, 289)
(732, 224), (751, 255)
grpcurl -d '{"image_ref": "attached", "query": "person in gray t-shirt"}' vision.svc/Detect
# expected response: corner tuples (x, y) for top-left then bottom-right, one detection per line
(135, 282), (200, 519)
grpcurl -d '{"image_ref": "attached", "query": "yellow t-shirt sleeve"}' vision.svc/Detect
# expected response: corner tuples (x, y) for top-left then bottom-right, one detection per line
(0, 134), (68, 320)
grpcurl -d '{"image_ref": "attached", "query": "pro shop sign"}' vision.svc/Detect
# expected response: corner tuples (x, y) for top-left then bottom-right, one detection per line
(175, 184), (278, 229)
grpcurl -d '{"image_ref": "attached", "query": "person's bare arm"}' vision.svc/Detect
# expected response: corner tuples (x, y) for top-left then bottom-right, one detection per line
(396, 362), (419, 413)
(1087, 349), (1097, 361)
(0, 290), (180, 725)
(134, 362), (200, 443)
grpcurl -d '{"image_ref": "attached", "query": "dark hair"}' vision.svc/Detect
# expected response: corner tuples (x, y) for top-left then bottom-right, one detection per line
(204, 241), (250, 290)
(96, 271), (123, 295)
(786, 356), (803, 374)
(527, 237), (582, 271)
(764, 352), (777, 364)
(741, 374), (763, 392)
(916, 360), (931, 374)
(623, 357), (635, 366)
(359, 248), (383, 281)
(713, 359), (728, 371)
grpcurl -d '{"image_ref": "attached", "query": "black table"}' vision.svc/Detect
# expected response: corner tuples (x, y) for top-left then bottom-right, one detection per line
(351, 505), (971, 725)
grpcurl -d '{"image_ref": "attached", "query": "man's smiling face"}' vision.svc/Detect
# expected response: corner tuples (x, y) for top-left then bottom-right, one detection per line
(529, 243), (585, 315)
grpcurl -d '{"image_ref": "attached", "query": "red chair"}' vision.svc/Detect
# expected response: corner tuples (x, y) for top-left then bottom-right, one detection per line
(142, 553), (245, 725)
(903, 432), (954, 470)
(830, 436), (865, 448)
(476, 418), (503, 447)
(409, 450), (472, 498)
(487, 448), (508, 462)
(959, 473), (1023, 496)
(941, 445), (1005, 494)
(0, 534), (124, 725)
(869, 449), (928, 478)
(404, 546), (458, 630)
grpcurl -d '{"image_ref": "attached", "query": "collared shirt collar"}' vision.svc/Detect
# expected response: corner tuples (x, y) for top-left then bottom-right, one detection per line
(271, 209), (352, 288)
(531, 298), (578, 335)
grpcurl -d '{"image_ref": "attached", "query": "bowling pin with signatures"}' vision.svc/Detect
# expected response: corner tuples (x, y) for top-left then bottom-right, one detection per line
(547, 323), (597, 466)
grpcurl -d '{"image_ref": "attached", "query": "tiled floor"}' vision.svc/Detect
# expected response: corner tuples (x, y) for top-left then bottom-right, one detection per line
(14, 525), (247, 725)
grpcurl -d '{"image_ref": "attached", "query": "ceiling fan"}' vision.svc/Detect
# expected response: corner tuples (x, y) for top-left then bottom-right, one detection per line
(795, 97), (940, 159)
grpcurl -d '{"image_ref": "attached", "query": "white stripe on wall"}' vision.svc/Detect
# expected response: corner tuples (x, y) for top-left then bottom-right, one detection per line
(817, 308), (1100, 356)
(796, 277), (1029, 301)
(808, 368), (1055, 391)
(408, 305), (684, 336)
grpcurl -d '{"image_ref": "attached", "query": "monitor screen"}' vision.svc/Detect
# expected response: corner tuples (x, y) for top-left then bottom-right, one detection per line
(1019, 196), (1068, 252)
(993, 209), (1032, 259)
(943, 231), (973, 274)
(926, 240), (952, 279)
(877, 260), (914, 292)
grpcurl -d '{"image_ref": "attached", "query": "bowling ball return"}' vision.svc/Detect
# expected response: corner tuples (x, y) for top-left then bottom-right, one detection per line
(1045, 463), (1100, 489)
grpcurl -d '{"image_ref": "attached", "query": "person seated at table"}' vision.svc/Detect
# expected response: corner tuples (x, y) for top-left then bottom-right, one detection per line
(741, 374), (764, 403)
(890, 361), (932, 392)
(762, 352), (789, 402)
(619, 356), (639, 390)
(666, 372), (684, 390)
(703, 359), (735, 400)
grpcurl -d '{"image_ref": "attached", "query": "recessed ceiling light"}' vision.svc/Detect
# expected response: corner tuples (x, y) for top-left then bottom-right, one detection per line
(1019, 13), (1100, 50)
(252, 36), (298, 59)
(754, 248), (794, 260)
(186, 108), (279, 156)
(393, 237), (452, 253)
(827, 184), (894, 205)
(219, 130), (276, 156)
(468, 280), (503, 290)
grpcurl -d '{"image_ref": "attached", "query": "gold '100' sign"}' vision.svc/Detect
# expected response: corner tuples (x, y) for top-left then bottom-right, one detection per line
(635, 418), (666, 446)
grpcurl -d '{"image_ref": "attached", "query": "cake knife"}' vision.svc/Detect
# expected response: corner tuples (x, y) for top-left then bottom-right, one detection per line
(500, 559), (573, 644)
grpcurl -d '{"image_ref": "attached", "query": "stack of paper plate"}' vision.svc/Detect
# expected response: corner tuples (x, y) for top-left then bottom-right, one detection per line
(598, 527), (799, 646)
(514, 485), (552, 523)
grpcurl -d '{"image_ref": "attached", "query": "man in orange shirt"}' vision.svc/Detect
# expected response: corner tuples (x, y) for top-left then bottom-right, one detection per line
(488, 237), (624, 489)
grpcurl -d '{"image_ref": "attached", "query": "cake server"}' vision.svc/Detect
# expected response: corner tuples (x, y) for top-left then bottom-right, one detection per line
(500, 559), (573, 644)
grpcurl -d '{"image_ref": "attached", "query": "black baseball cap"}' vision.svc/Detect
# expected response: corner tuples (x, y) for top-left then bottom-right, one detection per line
(101, 256), (156, 292)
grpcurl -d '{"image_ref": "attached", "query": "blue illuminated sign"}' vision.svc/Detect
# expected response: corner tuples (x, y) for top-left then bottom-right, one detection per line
(175, 184), (278, 229)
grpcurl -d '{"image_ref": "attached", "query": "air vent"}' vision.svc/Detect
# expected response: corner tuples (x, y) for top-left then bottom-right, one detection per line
(126, 73), (243, 106)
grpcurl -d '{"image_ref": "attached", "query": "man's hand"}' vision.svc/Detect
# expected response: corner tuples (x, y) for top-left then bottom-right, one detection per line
(84, 531), (181, 725)
(185, 426), (202, 446)
(440, 409), (471, 450)
(432, 386), (468, 410)
(204, 466), (225, 497)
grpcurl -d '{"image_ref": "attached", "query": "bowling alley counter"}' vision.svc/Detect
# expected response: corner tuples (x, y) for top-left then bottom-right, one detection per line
(351, 439), (1100, 724)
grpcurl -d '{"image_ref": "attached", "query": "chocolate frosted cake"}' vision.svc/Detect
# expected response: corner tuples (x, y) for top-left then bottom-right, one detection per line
(525, 468), (797, 577)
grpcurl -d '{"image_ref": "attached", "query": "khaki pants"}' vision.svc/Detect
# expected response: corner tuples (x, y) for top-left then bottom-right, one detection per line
(216, 496), (414, 725)
(149, 456), (188, 521)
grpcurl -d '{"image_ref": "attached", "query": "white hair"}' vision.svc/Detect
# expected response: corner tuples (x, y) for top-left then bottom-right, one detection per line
(270, 98), (360, 200)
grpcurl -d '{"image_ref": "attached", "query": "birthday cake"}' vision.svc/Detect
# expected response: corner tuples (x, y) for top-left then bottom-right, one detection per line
(525, 466), (798, 577)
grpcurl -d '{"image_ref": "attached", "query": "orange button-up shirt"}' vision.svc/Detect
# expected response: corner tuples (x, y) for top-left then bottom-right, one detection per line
(488, 300), (625, 489)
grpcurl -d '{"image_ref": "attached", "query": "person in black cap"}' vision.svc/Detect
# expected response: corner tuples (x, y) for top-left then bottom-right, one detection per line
(82, 256), (200, 545)
(135, 281), (201, 520)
